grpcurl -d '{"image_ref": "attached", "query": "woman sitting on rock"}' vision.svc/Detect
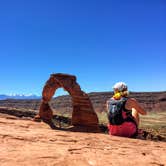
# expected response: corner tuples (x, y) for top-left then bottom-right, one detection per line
(106, 82), (147, 138)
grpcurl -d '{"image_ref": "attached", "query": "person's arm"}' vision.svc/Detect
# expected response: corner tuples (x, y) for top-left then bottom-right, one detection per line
(125, 98), (147, 115)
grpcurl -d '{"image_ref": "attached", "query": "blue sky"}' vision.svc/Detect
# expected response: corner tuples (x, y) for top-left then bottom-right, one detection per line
(0, 0), (165, 96)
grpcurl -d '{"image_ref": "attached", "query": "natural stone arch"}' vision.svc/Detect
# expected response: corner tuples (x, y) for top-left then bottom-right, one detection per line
(37, 73), (99, 130)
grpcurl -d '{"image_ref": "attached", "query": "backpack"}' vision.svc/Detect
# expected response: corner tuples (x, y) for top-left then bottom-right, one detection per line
(107, 97), (128, 125)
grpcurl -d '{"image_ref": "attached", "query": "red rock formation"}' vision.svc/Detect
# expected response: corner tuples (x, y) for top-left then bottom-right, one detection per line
(35, 73), (99, 131)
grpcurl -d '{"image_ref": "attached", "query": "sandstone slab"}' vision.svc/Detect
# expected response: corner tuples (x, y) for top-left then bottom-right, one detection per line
(0, 113), (165, 166)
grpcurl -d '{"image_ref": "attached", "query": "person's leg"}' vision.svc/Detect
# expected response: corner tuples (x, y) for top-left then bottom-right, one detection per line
(131, 108), (139, 126)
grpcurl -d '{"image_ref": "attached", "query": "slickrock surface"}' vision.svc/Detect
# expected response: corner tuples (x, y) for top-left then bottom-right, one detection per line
(0, 113), (165, 166)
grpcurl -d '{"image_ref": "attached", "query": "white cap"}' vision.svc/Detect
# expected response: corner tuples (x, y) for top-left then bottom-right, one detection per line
(113, 82), (128, 91)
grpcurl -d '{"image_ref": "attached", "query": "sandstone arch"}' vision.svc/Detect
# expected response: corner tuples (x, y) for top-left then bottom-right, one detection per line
(37, 73), (99, 130)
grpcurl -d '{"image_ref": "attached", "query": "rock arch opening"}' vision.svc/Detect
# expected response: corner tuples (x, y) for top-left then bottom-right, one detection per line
(37, 73), (99, 131)
(50, 88), (72, 117)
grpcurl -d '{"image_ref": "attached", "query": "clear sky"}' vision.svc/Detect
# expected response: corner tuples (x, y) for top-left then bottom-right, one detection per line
(0, 0), (166, 96)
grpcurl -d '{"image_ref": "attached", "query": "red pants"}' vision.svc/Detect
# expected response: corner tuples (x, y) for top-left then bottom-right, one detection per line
(108, 121), (137, 138)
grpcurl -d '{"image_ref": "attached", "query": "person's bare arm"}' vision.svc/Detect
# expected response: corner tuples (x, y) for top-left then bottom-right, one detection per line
(125, 98), (147, 115)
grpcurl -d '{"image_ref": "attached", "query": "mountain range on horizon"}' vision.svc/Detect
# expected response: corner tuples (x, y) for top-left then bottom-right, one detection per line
(0, 94), (41, 100)
(0, 90), (166, 100)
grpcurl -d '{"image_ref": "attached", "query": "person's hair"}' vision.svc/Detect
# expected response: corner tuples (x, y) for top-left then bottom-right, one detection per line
(112, 82), (129, 99)
(121, 90), (129, 97)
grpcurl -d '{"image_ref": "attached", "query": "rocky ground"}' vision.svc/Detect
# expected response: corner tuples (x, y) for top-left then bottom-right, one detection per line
(0, 113), (166, 166)
(0, 107), (166, 142)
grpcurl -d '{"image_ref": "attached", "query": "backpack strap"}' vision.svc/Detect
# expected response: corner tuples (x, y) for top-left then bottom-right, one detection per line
(121, 97), (138, 138)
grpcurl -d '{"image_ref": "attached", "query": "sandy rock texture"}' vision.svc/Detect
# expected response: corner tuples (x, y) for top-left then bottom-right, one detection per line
(0, 113), (165, 166)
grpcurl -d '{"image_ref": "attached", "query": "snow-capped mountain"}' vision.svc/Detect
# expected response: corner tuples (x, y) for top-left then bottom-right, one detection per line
(0, 94), (41, 100)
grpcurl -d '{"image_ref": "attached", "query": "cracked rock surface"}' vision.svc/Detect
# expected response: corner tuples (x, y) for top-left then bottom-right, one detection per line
(0, 113), (166, 166)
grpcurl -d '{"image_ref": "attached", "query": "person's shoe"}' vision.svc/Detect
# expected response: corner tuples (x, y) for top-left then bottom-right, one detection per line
(136, 129), (147, 139)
